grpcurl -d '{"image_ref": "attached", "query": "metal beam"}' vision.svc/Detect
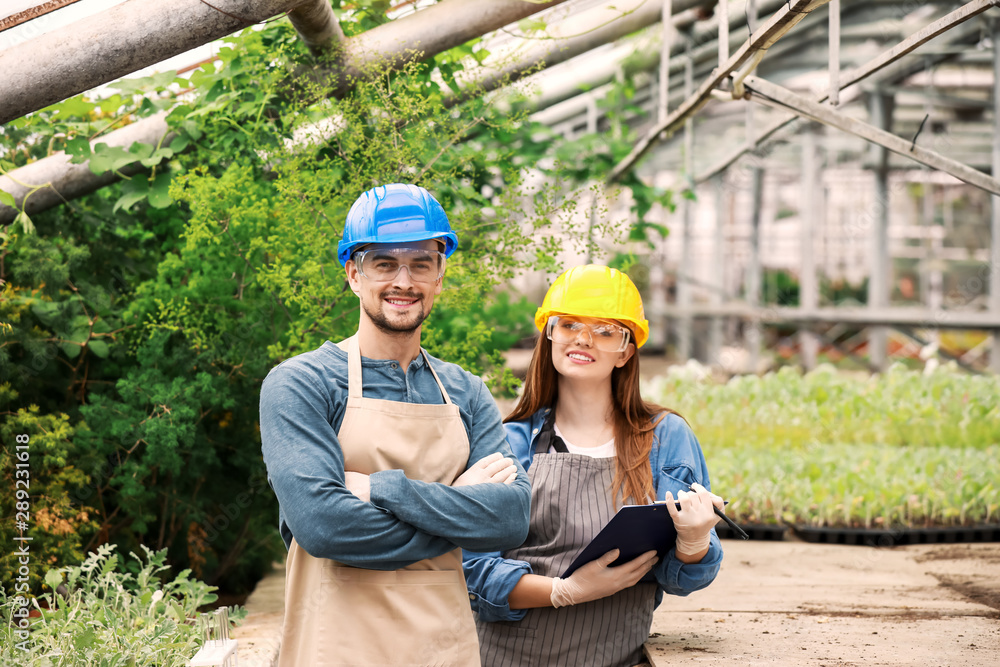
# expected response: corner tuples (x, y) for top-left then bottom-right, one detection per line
(659, 0), (675, 122)
(445, 0), (710, 107)
(991, 17), (1000, 373)
(528, 0), (789, 121)
(718, 0), (729, 67)
(746, 167), (764, 371)
(848, 0), (998, 92)
(867, 91), (891, 371)
(828, 0), (840, 106)
(607, 0), (832, 183)
(661, 304), (1000, 330)
(0, 0), (570, 224)
(694, 0), (992, 183)
(743, 75), (1000, 195)
(800, 128), (820, 369)
(708, 175), (726, 363)
(677, 34), (695, 361)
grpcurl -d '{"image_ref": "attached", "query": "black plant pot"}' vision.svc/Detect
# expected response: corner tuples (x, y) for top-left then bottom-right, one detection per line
(716, 523), (788, 541)
(790, 524), (1000, 547)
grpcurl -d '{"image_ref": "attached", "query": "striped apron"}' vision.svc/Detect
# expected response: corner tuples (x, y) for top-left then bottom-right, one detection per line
(476, 431), (657, 667)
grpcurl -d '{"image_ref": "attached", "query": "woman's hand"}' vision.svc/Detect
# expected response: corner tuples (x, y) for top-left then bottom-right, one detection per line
(549, 548), (658, 607)
(453, 452), (517, 487)
(665, 482), (719, 559)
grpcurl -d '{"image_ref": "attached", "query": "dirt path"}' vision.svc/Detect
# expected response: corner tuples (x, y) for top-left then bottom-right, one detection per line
(645, 540), (1000, 666)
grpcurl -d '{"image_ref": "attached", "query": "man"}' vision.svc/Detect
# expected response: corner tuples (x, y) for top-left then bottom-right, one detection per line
(260, 183), (531, 666)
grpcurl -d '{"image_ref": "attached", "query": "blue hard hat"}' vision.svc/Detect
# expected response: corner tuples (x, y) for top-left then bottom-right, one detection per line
(337, 184), (458, 266)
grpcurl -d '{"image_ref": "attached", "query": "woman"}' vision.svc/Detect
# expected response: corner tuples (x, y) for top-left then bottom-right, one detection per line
(463, 264), (723, 667)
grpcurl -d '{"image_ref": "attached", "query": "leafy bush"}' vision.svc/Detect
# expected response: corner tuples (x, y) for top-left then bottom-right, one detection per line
(0, 395), (99, 594)
(0, 544), (243, 666)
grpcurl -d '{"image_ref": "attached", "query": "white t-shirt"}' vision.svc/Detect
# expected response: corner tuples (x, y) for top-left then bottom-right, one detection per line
(552, 423), (616, 458)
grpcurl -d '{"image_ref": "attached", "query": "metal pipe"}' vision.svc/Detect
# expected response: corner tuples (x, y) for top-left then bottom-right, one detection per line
(746, 167), (764, 373)
(470, 0), (713, 111)
(828, 0), (840, 106)
(660, 0), (674, 122)
(800, 127), (820, 370)
(718, 0), (729, 68)
(708, 175), (726, 363)
(868, 92), (891, 372)
(678, 35), (696, 361)
(658, 304), (1000, 330)
(991, 17), (1000, 373)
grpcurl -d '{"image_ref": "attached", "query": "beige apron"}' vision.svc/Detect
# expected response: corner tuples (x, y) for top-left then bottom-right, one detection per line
(279, 336), (481, 667)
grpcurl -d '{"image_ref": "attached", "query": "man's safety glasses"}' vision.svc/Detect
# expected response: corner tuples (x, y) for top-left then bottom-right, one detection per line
(353, 248), (447, 283)
(545, 316), (631, 353)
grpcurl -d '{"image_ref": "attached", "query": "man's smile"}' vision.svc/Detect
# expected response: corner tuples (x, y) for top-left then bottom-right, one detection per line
(383, 293), (421, 309)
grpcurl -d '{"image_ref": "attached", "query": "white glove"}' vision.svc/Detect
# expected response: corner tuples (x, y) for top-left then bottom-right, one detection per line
(453, 452), (517, 487)
(549, 548), (658, 608)
(665, 482), (721, 556)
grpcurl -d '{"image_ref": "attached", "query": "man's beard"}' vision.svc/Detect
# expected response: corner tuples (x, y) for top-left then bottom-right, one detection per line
(362, 290), (429, 335)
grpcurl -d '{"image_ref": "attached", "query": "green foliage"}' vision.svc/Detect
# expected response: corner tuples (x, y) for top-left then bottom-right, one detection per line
(645, 363), (1000, 527)
(0, 395), (99, 594)
(0, 543), (244, 665)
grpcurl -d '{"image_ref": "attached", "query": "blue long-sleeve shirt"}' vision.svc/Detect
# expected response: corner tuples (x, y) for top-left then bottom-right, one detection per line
(463, 408), (723, 621)
(259, 340), (531, 570)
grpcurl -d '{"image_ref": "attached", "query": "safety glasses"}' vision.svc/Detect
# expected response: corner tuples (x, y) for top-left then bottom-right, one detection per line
(353, 248), (447, 283)
(545, 316), (631, 353)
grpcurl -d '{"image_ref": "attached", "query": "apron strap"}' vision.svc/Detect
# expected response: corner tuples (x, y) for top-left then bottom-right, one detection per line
(345, 336), (364, 399)
(420, 349), (453, 405)
(341, 336), (452, 405)
(535, 407), (569, 454)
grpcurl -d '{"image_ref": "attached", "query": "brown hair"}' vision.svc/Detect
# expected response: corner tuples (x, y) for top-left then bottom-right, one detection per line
(505, 329), (681, 505)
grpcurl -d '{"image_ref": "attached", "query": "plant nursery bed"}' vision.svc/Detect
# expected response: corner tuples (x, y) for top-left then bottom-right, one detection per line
(716, 523), (788, 540)
(791, 524), (1000, 547)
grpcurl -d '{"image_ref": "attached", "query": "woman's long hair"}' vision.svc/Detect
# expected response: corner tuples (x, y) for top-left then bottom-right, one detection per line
(505, 329), (681, 505)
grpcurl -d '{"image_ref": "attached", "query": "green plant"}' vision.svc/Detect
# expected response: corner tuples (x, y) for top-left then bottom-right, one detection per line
(0, 391), (100, 593)
(0, 543), (245, 665)
(643, 363), (1000, 527)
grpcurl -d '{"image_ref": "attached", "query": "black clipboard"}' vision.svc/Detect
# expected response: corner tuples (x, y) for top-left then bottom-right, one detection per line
(561, 503), (679, 579)
(560, 500), (727, 579)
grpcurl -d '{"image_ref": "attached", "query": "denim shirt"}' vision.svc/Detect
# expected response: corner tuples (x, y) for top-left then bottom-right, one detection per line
(259, 340), (531, 570)
(463, 408), (723, 622)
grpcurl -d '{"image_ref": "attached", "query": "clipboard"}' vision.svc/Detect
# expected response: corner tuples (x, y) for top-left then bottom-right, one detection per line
(561, 500), (727, 579)
(561, 503), (678, 579)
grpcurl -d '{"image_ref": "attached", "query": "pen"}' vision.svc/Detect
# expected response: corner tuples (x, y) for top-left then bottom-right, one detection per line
(711, 504), (749, 540)
(685, 485), (750, 540)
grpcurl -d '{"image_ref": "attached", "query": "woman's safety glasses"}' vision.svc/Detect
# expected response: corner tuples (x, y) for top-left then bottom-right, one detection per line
(545, 316), (631, 353)
(353, 248), (447, 283)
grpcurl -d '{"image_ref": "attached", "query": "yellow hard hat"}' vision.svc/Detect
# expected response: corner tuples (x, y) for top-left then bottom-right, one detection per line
(534, 264), (649, 348)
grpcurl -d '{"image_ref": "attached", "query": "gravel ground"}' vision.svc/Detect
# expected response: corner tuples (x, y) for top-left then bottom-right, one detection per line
(645, 540), (1000, 666)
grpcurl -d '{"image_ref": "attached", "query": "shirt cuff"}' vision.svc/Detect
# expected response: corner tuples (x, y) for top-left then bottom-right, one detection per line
(368, 468), (406, 514)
